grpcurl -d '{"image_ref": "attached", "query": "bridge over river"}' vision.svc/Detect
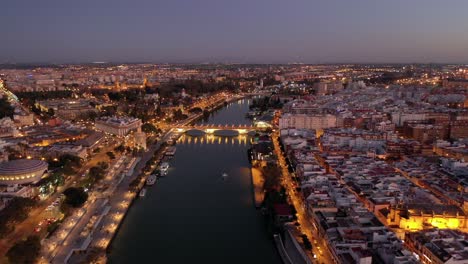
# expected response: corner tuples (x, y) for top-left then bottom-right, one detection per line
(175, 124), (256, 135)
(108, 94), (281, 264)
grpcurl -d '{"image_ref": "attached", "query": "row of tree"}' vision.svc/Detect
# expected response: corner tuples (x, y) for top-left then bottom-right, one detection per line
(48, 154), (83, 176)
(0, 198), (37, 236)
(158, 79), (238, 97)
(6, 235), (41, 263)
(249, 96), (283, 112)
(81, 162), (109, 189)
(16, 90), (73, 103)
(0, 97), (14, 119)
(129, 142), (167, 191)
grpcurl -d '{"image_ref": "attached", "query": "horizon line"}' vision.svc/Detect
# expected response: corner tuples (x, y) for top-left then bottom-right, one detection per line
(1, 61), (468, 66)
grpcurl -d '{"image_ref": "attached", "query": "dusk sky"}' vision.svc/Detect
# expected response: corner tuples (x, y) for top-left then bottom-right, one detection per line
(2, 0), (468, 64)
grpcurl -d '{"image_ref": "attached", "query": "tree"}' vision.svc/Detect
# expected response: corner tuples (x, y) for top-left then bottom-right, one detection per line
(203, 109), (210, 119)
(301, 234), (313, 250)
(106, 151), (116, 160)
(86, 247), (106, 264)
(31, 104), (42, 115)
(262, 163), (282, 190)
(101, 105), (117, 116)
(49, 154), (82, 169)
(62, 163), (77, 176)
(63, 187), (88, 208)
(156, 105), (163, 117)
(89, 166), (105, 181)
(107, 92), (124, 101)
(86, 110), (98, 120)
(172, 109), (187, 121)
(97, 161), (109, 170)
(6, 235), (41, 264)
(189, 107), (203, 114)
(47, 220), (61, 234)
(47, 108), (55, 117)
(141, 123), (158, 134)
(114, 144), (126, 153)
(0, 198), (37, 236)
(0, 97), (14, 119)
(16, 90), (73, 101)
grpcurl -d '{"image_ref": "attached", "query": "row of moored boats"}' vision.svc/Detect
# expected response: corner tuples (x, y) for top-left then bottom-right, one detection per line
(139, 146), (176, 197)
(139, 161), (170, 197)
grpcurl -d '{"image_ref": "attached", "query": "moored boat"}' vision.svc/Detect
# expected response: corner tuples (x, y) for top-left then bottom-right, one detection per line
(146, 175), (157, 186)
(159, 162), (169, 175)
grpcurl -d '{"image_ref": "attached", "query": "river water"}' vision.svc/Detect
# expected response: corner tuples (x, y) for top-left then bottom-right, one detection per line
(108, 99), (281, 264)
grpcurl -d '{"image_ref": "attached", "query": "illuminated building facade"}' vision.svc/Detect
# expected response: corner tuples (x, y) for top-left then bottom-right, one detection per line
(405, 229), (468, 264)
(386, 204), (466, 231)
(0, 159), (48, 185)
(95, 116), (142, 136)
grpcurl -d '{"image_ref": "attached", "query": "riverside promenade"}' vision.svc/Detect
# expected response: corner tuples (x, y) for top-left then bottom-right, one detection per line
(251, 167), (265, 208)
(67, 131), (174, 263)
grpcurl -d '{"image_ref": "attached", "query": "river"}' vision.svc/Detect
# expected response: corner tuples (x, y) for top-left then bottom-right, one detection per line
(108, 98), (281, 264)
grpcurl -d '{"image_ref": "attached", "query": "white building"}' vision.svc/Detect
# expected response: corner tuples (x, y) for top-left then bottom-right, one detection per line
(95, 116), (142, 136)
(13, 113), (34, 126)
(314, 81), (343, 95)
(49, 144), (88, 159)
(279, 113), (337, 130)
(391, 112), (427, 126)
(0, 117), (19, 138)
(134, 131), (147, 150)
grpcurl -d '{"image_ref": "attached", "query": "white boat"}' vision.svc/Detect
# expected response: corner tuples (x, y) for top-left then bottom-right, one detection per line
(222, 172), (228, 179)
(160, 162), (170, 174)
(139, 188), (147, 197)
(146, 175), (157, 186)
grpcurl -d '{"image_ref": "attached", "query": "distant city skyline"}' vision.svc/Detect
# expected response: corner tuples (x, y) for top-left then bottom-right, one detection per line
(2, 0), (468, 64)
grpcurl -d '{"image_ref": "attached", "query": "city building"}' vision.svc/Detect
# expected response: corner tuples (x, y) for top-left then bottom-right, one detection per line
(385, 204), (466, 231)
(95, 116), (142, 136)
(442, 78), (468, 89)
(0, 117), (19, 138)
(36, 99), (98, 120)
(405, 229), (468, 264)
(313, 80), (344, 95)
(0, 159), (48, 185)
(133, 131), (147, 150)
(13, 113), (34, 126)
(279, 113), (337, 130)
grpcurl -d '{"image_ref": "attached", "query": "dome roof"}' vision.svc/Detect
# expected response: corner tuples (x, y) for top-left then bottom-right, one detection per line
(0, 159), (48, 176)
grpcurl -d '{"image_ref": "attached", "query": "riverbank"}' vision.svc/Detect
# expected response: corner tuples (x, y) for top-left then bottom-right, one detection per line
(90, 100), (230, 259)
(61, 131), (174, 263)
(107, 97), (281, 264)
(251, 167), (265, 208)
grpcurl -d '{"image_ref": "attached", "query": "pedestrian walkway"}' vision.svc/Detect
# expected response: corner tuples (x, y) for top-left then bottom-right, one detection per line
(251, 167), (265, 207)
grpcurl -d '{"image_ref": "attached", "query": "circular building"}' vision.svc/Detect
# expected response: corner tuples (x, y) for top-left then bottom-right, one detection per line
(0, 159), (48, 185)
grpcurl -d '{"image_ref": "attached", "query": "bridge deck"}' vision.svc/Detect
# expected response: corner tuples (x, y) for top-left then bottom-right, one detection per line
(179, 125), (255, 129)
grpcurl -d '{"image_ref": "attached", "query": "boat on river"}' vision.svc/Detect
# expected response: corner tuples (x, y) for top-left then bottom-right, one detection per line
(159, 162), (169, 176)
(146, 175), (157, 186)
(139, 188), (147, 197)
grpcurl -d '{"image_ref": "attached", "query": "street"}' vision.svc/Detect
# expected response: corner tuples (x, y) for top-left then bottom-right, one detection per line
(272, 132), (336, 264)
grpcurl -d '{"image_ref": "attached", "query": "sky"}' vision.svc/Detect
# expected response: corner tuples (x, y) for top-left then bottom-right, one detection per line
(2, 0), (468, 64)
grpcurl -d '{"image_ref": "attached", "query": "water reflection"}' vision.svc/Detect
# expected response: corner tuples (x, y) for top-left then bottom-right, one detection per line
(177, 134), (250, 146)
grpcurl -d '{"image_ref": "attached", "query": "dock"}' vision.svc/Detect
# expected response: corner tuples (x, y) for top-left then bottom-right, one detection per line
(165, 146), (176, 156)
